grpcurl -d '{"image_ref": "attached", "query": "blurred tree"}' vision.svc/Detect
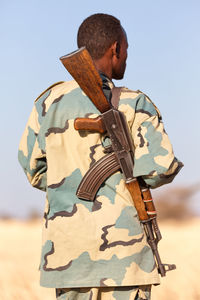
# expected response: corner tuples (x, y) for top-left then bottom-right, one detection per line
(153, 183), (200, 220)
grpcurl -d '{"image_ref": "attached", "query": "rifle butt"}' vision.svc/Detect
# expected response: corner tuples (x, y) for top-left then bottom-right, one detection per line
(60, 47), (110, 113)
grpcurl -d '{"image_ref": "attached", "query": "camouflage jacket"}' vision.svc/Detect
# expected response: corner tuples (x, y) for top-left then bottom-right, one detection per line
(18, 78), (183, 288)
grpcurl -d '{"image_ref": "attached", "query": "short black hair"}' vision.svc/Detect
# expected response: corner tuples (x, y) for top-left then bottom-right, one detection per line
(77, 13), (123, 59)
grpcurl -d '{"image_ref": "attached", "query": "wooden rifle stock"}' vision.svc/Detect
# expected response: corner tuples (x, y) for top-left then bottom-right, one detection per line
(60, 47), (110, 113)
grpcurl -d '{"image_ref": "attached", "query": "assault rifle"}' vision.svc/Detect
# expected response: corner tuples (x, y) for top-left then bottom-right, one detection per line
(60, 47), (176, 277)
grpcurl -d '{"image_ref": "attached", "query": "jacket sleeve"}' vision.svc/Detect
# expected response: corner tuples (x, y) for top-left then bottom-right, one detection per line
(18, 104), (47, 191)
(129, 93), (183, 188)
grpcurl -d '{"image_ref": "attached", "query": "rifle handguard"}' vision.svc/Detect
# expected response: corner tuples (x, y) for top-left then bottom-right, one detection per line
(141, 188), (157, 218)
(126, 180), (149, 221)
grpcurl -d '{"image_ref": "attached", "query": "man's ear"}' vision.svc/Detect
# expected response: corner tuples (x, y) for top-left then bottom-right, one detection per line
(116, 42), (120, 59)
(112, 41), (120, 59)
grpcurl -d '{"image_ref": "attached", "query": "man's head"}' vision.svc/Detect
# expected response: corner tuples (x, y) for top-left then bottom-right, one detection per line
(77, 13), (128, 80)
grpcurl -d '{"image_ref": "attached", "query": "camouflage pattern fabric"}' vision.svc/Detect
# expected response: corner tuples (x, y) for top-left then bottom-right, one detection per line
(55, 285), (151, 300)
(18, 76), (183, 288)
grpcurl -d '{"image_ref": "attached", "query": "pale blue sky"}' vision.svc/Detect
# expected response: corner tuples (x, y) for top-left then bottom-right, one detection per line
(1, 0), (199, 217)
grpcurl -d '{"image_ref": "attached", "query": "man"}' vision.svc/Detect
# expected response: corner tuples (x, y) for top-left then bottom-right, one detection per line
(18, 13), (183, 300)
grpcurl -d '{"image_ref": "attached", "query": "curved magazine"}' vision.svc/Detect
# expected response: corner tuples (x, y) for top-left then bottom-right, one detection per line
(76, 152), (120, 201)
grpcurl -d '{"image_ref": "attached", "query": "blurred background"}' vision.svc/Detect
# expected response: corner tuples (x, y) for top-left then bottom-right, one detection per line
(0, 0), (200, 299)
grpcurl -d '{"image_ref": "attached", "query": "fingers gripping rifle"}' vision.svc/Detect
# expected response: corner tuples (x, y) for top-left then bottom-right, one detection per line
(60, 47), (176, 277)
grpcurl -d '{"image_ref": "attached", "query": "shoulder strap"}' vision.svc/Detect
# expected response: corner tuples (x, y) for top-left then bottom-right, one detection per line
(111, 87), (123, 108)
(34, 81), (64, 102)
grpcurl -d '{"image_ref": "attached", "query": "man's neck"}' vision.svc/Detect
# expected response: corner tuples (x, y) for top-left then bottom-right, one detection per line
(94, 58), (113, 80)
(99, 72), (114, 103)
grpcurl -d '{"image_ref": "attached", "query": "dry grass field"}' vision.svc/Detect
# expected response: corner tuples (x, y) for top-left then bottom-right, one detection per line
(0, 218), (200, 300)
